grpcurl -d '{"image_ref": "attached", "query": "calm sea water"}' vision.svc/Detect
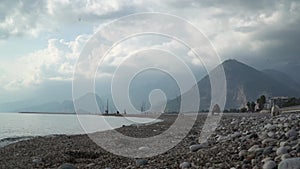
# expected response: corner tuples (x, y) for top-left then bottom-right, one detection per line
(0, 113), (157, 147)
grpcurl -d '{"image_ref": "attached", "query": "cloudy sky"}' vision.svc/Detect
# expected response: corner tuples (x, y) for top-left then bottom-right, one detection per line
(0, 0), (299, 107)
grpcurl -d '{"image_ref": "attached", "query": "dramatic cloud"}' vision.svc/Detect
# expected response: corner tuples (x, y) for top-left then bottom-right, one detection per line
(0, 0), (300, 105)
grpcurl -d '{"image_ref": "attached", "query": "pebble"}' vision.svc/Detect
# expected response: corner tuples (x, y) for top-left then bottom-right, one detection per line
(262, 138), (277, 145)
(135, 159), (148, 166)
(32, 157), (43, 164)
(285, 129), (298, 138)
(58, 163), (77, 169)
(278, 158), (300, 169)
(189, 143), (208, 152)
(179, 162), (191, 169)
(263, 146), (274, 155)
(263, 160), (277, 169)
(276, 147), (288, 156)
(239, 150), (247, 158)
(281, 154), (291, 160)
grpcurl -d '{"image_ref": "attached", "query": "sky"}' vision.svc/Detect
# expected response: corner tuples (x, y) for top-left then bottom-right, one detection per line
(0, 0), (300, 106)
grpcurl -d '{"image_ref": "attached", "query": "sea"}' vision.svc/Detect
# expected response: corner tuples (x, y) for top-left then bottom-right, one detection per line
(0, 112), (158, 147)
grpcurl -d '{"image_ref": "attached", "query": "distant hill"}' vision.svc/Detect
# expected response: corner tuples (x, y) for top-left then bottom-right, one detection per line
(16, 93), (105, 113)
(167, 59), (300, 111)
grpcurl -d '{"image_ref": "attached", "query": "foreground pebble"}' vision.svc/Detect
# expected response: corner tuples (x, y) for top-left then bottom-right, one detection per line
(58, 163), (77, 169)
(263, 160), (276, 169)
(179, 162), (191, 169)
(278, 158), (300, 169)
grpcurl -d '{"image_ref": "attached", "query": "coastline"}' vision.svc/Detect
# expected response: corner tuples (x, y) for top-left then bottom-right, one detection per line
(1, 113), (300, 168)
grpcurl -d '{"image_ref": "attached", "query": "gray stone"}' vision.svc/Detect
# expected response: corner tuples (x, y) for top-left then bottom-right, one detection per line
(231, 132), (242, 139)
(281, 154), (291, 160)
(239, 150), (247, 158)
(285, 129), (298, 138)
(267, 131), (275, 138)
(263, 160), (277, 169)
(278, 158), (300, 169)
(264, 124), (276, 130)
(136, 159), (148, 166)
(277, 147), (288, 156)
(262, 138), (277, 145)
(189, 143), (208, 152)
(248, 145), (263, 153)
(32, 157), (43, 164)
(58, 163), (77, 169)
(263, 146), (274, 155)
(179, 162), (191, 169)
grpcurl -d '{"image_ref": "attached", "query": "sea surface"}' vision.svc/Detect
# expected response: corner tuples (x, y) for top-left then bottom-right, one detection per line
(0, 112), (158, 147)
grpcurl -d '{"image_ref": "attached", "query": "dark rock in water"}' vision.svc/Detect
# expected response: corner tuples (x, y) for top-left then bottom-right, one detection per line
(58, 163), (77, 169)
(278, 158), (300, 169)
(136, 159), (148, 166)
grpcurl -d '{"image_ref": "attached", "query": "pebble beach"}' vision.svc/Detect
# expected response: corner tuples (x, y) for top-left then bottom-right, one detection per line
(0, 113), (300, 169)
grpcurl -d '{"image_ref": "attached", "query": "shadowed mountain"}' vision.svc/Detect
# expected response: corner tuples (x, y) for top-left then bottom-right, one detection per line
(262, 69), (300, 93)
(167, 59), (300, 111)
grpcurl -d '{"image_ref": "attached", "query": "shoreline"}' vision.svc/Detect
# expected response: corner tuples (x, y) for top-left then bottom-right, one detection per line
(0, 114), (163, 148)
(1, 113), (300, 168)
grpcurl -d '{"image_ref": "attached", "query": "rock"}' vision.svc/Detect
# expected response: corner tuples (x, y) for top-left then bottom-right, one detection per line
(267, 131), (275, 138)
(136, 159), (148, 166)
(281, 154), (291, 160)
(32, 157), (43, 164)
(278, 158), (300, 169)
(86, 163), (95, 167)
(231, 132), (242, 139)
(239, 150), (247, 158)
(263, 160), (277, 169)
(277, 147), (289, 156)
(262, 157), (272, 163)
(248, 145), (263, 154)
(262, 138), (277, 145)
(58, 163), (77, 169)
(189, 143), (208, 152)
(179, 162), (191, 169)
(264, 124), (276, 130)
(285, 129), (298, 138)
(248, 145), (260, 152)
(263, 146), (274, 155)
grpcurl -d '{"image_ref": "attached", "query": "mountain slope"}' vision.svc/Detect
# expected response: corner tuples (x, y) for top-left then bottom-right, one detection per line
(262, 69), (300, 93)
(167, 59), (300, 111)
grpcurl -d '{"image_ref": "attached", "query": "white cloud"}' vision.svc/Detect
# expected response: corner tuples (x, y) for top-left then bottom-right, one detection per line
(2, 34), (90, 90)
(0, 0), (147, 39)
(1, 0), (300, 102)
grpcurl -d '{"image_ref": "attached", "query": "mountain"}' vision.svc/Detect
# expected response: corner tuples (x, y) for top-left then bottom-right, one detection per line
(262, 69), (300, 93)
(16, 93), (105, 113)
(167, 59), (300, 111)
(275, 63), (300, 85)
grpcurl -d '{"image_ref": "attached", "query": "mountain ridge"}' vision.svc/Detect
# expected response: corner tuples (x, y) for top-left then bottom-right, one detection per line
(166, 59), (300, 111)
